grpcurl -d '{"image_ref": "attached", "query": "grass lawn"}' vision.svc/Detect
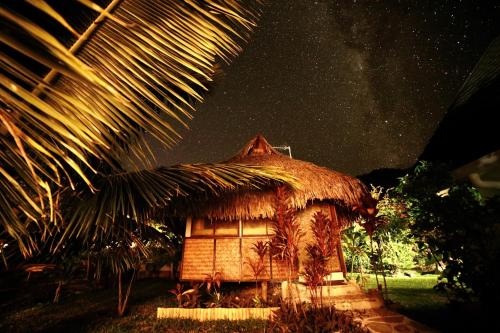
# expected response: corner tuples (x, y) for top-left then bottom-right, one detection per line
(348, 273), (493, 332)
(348, 274), (447, 325)
(0, 274), (485, 332)
(0, 278), (269, 333)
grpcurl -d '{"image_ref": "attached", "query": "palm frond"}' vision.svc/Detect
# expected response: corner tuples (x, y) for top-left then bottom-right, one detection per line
(52, 163), (297, 251)
(451, 35), (500, 108)
(1, 0), (263, 255)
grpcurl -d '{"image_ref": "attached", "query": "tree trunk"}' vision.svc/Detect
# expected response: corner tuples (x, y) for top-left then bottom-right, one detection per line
(376, 238), (389, 300)
(53, 280), (63, 303)
(85, 255), (90, 280)
(370, 236), (381, 295)
(117, 269), (136, 317)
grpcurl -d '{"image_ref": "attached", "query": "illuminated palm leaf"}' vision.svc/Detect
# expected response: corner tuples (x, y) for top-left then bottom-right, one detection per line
(0, 0), (265, 255)
(52, 163), (297, 251)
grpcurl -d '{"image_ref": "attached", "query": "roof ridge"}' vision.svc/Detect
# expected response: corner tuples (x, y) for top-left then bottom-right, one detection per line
(234, 134), (282, 159)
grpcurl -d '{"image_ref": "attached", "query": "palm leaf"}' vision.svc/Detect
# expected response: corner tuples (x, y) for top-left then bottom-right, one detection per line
(1, 0), (263, 255)
(451, 35), (500, 108)
(51, 163), (297, 252)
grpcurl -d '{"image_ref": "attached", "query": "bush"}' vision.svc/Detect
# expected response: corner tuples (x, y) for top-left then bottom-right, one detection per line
(270, 303), (365, 333)
(395, 162), (500, 309)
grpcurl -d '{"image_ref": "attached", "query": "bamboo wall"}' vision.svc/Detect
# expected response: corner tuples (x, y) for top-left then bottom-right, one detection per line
(180, 203), (345, 282)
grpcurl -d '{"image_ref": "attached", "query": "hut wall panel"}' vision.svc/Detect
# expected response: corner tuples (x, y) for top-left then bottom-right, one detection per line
(296, 204), (326, 271)
(327, 247), (341, 272)
(241, 237), (271, 280)
(296, 204), (342, 273)
(271, 258), (289, 280)
(181, 238), (214, 280)
(214, 238), (241, 280)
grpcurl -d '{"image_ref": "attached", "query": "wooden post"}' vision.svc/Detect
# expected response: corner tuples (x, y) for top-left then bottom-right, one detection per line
(330, 205), (348, 278)
(261, 281), (268, 301)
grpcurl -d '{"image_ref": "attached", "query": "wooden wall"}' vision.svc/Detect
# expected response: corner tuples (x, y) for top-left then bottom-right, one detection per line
(180, 203), (346, 282)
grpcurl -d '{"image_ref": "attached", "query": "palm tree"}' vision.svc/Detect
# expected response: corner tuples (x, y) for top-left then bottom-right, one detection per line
(1, 1), (295, 261)
(1, 0), (298, 315)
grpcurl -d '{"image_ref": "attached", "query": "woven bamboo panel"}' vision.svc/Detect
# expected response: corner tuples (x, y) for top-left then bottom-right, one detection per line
(271, 257), (289, 280)
(214, 238), (241, 280)
(157, 307), (279, 321)
(181, 238), (214, 280)
(241, 237), (271, 280)
(327, 247), (342, 272)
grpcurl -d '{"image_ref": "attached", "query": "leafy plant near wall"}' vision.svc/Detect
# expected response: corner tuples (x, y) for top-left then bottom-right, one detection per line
(311, 211), (334, 260)
(270, 187), (303, 275)
(245, 240), (269, 297)
(302, 244), (328, 307)
(302, 211), (335, 306)
(271, 303), (365, 333)
(169, 282), (202, 308)
(342, 224), (370, 285)
(270, 186), (304, 310)
(1, 0), (303, 317)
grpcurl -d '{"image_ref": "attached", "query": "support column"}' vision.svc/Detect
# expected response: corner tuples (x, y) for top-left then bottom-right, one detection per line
(329, 205), (347, 278)
(261, 281), (268, 301)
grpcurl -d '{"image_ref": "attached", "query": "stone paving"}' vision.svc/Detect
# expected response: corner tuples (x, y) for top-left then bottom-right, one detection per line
(352, 308), (439, 333)
(281, 281), (439, 333)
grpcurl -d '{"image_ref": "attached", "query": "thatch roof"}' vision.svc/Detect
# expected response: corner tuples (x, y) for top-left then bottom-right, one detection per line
(185, 135), (377, 221)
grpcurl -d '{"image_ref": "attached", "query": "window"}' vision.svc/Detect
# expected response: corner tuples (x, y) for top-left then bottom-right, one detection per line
(191, 218), (213, 236)
(242, 219), (270, 236)
(214, 220), (239, 236)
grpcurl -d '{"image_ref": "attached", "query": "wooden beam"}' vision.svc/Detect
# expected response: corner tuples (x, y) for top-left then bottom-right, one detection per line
(329, 205), (347, 277)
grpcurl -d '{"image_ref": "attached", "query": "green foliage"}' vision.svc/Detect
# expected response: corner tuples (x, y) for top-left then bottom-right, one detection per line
(0, 0), (265, 257)
(343, 218), (423, 276)
(379, 239), (418, 273)
(394, 162), (500, 307)
(342, 224), (370, 274)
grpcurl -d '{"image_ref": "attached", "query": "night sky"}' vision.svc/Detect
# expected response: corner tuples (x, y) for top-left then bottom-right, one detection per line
(152, 0), (500, 176)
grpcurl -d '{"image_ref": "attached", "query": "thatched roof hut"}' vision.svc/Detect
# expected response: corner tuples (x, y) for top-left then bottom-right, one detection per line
(185, 135), (376, 222)
(180, 135), (376, 283)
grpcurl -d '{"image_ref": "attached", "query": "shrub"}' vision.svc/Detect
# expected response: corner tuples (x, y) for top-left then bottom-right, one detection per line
(395, 162), (500, 309)
(270, 303), (365, 333)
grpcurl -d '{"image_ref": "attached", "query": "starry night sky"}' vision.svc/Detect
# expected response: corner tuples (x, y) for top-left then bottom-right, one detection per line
(152, 0), (500, 176)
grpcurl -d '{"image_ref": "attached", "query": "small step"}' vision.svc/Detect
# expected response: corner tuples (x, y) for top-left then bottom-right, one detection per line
(281, 281), (384, 311)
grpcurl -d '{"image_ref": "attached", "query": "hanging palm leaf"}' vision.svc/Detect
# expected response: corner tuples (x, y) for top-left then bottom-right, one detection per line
(1, 0), (269, 256)
(51, 163), (297, 251)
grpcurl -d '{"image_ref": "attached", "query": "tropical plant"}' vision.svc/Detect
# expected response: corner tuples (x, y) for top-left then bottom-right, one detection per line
(342, 224), (370, 281)
(1, 0), (304, 317)
(169, 282), (202, 308)
(310, 211), (334, 260)
(271, 302), (365, 333)
(270, 186), (304, 310)
(168, 283), (185, 307)
(302, 244), (328, 307)
(394, 162), (500, 309)
(302, 211), (335, 306)
(1, 0), (293, 259)
(204, 271), (223, 294)
(245, 240), (268, 297)
(270, 186), (303, 278)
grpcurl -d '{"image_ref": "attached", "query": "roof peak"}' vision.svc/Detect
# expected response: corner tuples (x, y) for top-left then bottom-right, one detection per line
(236, 134), (281, 158)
